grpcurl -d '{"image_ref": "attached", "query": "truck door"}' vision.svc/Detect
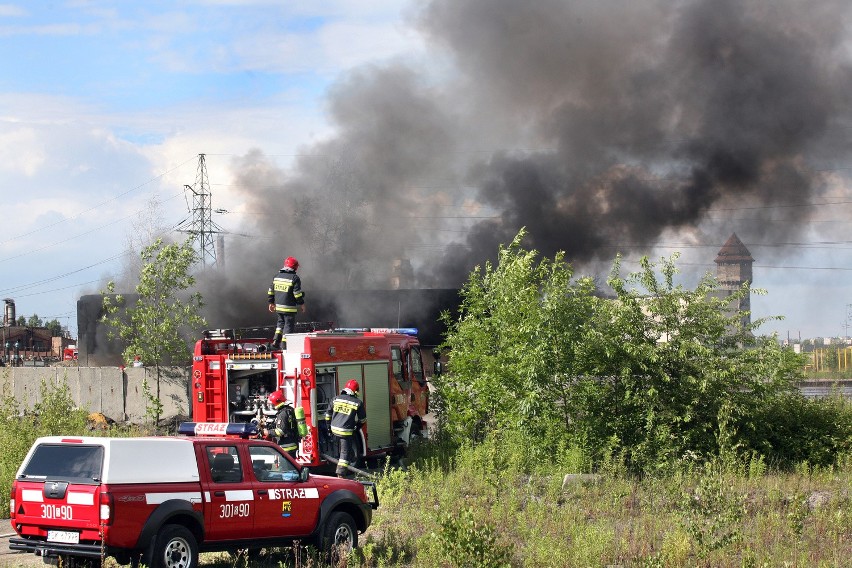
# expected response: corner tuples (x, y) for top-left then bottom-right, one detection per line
(389, 346), (408, 422)
(408, 345), (429, 418)
(247, 444), (320, 537)
(201, 444), (255, 540)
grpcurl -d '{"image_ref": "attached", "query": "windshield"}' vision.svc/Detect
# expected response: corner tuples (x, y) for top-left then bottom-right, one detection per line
(21, 444), (104, 482)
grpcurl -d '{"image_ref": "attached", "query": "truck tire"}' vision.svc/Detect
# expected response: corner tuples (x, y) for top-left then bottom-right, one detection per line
(149, 524), (198, 568)
(319, 511), (358, 562)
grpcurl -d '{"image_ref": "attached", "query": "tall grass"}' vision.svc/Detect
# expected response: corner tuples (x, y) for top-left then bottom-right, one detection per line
(2, 381), (849, 567)
(359, 432), (852, 568)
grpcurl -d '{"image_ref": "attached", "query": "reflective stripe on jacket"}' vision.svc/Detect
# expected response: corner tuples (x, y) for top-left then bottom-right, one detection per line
(267, 268), (304, 313)
(273, 405), (299, 450)
(325, 392), (365, 436)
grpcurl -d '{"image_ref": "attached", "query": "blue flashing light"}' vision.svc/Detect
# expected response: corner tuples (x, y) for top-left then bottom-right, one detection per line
(370, 327), (419, 336)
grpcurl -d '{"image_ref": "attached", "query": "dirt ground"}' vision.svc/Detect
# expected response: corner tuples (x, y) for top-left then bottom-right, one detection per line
(0, 531), (43, 567)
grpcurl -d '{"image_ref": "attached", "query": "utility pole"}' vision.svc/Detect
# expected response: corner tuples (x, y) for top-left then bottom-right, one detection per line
(176, 154), (225, 268)
(846, 303), (852, 344)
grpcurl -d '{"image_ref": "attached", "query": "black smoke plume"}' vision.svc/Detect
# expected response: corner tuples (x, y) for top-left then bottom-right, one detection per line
(200, 0), (852, 328)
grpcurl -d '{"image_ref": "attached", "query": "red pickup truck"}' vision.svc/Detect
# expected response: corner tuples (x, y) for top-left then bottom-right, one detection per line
(8, 423), (378, 568)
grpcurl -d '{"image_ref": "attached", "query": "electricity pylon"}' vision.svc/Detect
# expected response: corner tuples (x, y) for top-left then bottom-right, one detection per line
(176, 154), (225, 268)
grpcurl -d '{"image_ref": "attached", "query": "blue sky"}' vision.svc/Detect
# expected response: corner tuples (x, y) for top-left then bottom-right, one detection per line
(0, 0), (421, 336)
(2, 0), (852, 344)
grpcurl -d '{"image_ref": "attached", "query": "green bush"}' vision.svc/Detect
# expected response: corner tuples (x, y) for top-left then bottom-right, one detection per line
(745, 392), (852, 468)
(436, 230), (850, 474)
(0, 379), (90, 518)
(429, 507), (513, 568)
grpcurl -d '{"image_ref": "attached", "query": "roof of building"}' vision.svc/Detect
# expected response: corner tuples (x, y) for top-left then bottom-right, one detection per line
(714, 233), (754, 263)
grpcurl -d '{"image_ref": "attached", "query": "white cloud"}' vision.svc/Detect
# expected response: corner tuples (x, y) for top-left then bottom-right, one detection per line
(0, 126), (45, 176)
(0, 4), (26, 17)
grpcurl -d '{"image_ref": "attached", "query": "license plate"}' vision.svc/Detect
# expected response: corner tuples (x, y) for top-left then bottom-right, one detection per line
(47, 530), (79, 544)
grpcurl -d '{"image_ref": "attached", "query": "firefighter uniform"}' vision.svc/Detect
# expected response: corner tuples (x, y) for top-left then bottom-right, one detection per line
(325, 390), (366, 477)
(268, 267), (305, 348)
(272, 403), (299, 458)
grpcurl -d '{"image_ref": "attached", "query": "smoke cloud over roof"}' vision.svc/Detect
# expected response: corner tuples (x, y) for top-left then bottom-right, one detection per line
(200, 0), (852, 328)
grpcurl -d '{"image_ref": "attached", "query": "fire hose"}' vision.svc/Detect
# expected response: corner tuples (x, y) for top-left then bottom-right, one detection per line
(320, 453), (377, 480)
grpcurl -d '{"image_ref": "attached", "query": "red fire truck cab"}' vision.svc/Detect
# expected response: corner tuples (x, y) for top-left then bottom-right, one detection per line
(191, 326), (430, 468)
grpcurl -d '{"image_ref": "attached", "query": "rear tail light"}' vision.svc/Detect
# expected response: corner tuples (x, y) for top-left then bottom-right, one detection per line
(9, 481), (15, 519)
(99, 492), (113, 525)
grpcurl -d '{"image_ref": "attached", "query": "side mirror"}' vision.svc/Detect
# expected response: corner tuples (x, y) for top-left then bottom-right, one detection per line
(300, 466), (310, 482)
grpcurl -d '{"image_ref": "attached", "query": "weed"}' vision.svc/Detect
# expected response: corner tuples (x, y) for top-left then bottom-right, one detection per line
(679, 465), (745, 557)
(440, 507), (513, 568)
(141, 377), (164, 426)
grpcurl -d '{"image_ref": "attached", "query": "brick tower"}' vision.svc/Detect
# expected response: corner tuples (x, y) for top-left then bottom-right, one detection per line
(714, 233), (754, 328)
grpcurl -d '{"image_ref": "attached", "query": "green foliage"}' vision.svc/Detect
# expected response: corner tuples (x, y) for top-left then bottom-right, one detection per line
(102, 238), (206, 368)
(366, 437), (852, 568)
(102, 238), (206, 423)
(680, 465), (744, 556)
(745, 392), (852, 468)
(26, 314), (43, 328)
(0, 379), (90, 517)
(436, 229), (837, 474)
(44, 318), (63, 337)
(430, 507), (513, 568)
(141, 378), (164, 426)
(436, 228), (596, 449)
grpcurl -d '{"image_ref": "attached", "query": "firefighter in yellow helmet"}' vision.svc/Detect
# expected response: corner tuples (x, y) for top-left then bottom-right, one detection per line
(325, 379), (366, 477)
(266, 390), (299, 459)
(268, 256), (306, 350)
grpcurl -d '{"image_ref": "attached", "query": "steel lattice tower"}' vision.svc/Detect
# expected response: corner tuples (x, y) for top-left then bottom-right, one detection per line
(177, 154), (224, 268)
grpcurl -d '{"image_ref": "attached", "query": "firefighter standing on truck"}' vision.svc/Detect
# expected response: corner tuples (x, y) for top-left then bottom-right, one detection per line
(266, 390), (299, 458)
(325, 379), (366, 477)
(268, 256), (306, 349)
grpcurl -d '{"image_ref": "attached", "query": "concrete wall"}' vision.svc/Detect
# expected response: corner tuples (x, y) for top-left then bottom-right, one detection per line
(0, 366), (190, 422)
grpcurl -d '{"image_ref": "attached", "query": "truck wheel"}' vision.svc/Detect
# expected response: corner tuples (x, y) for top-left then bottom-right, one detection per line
(150, 524), (198, 568)
(319, 511), (358, 562)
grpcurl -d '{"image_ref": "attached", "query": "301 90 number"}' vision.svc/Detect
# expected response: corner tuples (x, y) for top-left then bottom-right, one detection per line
(41, 504), (73, 520)
(219, 503), (250, 518)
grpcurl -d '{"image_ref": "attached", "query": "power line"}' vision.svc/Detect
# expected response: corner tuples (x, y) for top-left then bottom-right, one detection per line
(0, 155), (198, 247)
(0, 252), (129, 296)
(13, 279), (104, 298)
(0, 190), (185, 264)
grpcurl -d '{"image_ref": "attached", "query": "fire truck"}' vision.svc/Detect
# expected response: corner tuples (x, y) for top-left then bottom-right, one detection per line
(191, 325), (430, 469)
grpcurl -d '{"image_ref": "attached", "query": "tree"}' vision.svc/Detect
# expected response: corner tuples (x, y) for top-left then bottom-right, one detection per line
(436, 229), (597, 447)
(15, 316), (25, 327)
(44, 319), (63, 337)
(117, 194), (172, 291)
(436, 230), (808, 474)
(567, 254), (801, 473)
(26, 314), (43, 327)
(102, 238), (207, 424)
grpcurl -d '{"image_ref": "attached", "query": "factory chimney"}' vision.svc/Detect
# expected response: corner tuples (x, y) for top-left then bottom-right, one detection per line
(3, 299), (15, 327)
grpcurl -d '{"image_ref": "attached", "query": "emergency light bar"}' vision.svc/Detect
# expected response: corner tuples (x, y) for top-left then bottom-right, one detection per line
(370, 327), (419, 336)
(178, 422), (258, 438)
(331, 327), (419, 336)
